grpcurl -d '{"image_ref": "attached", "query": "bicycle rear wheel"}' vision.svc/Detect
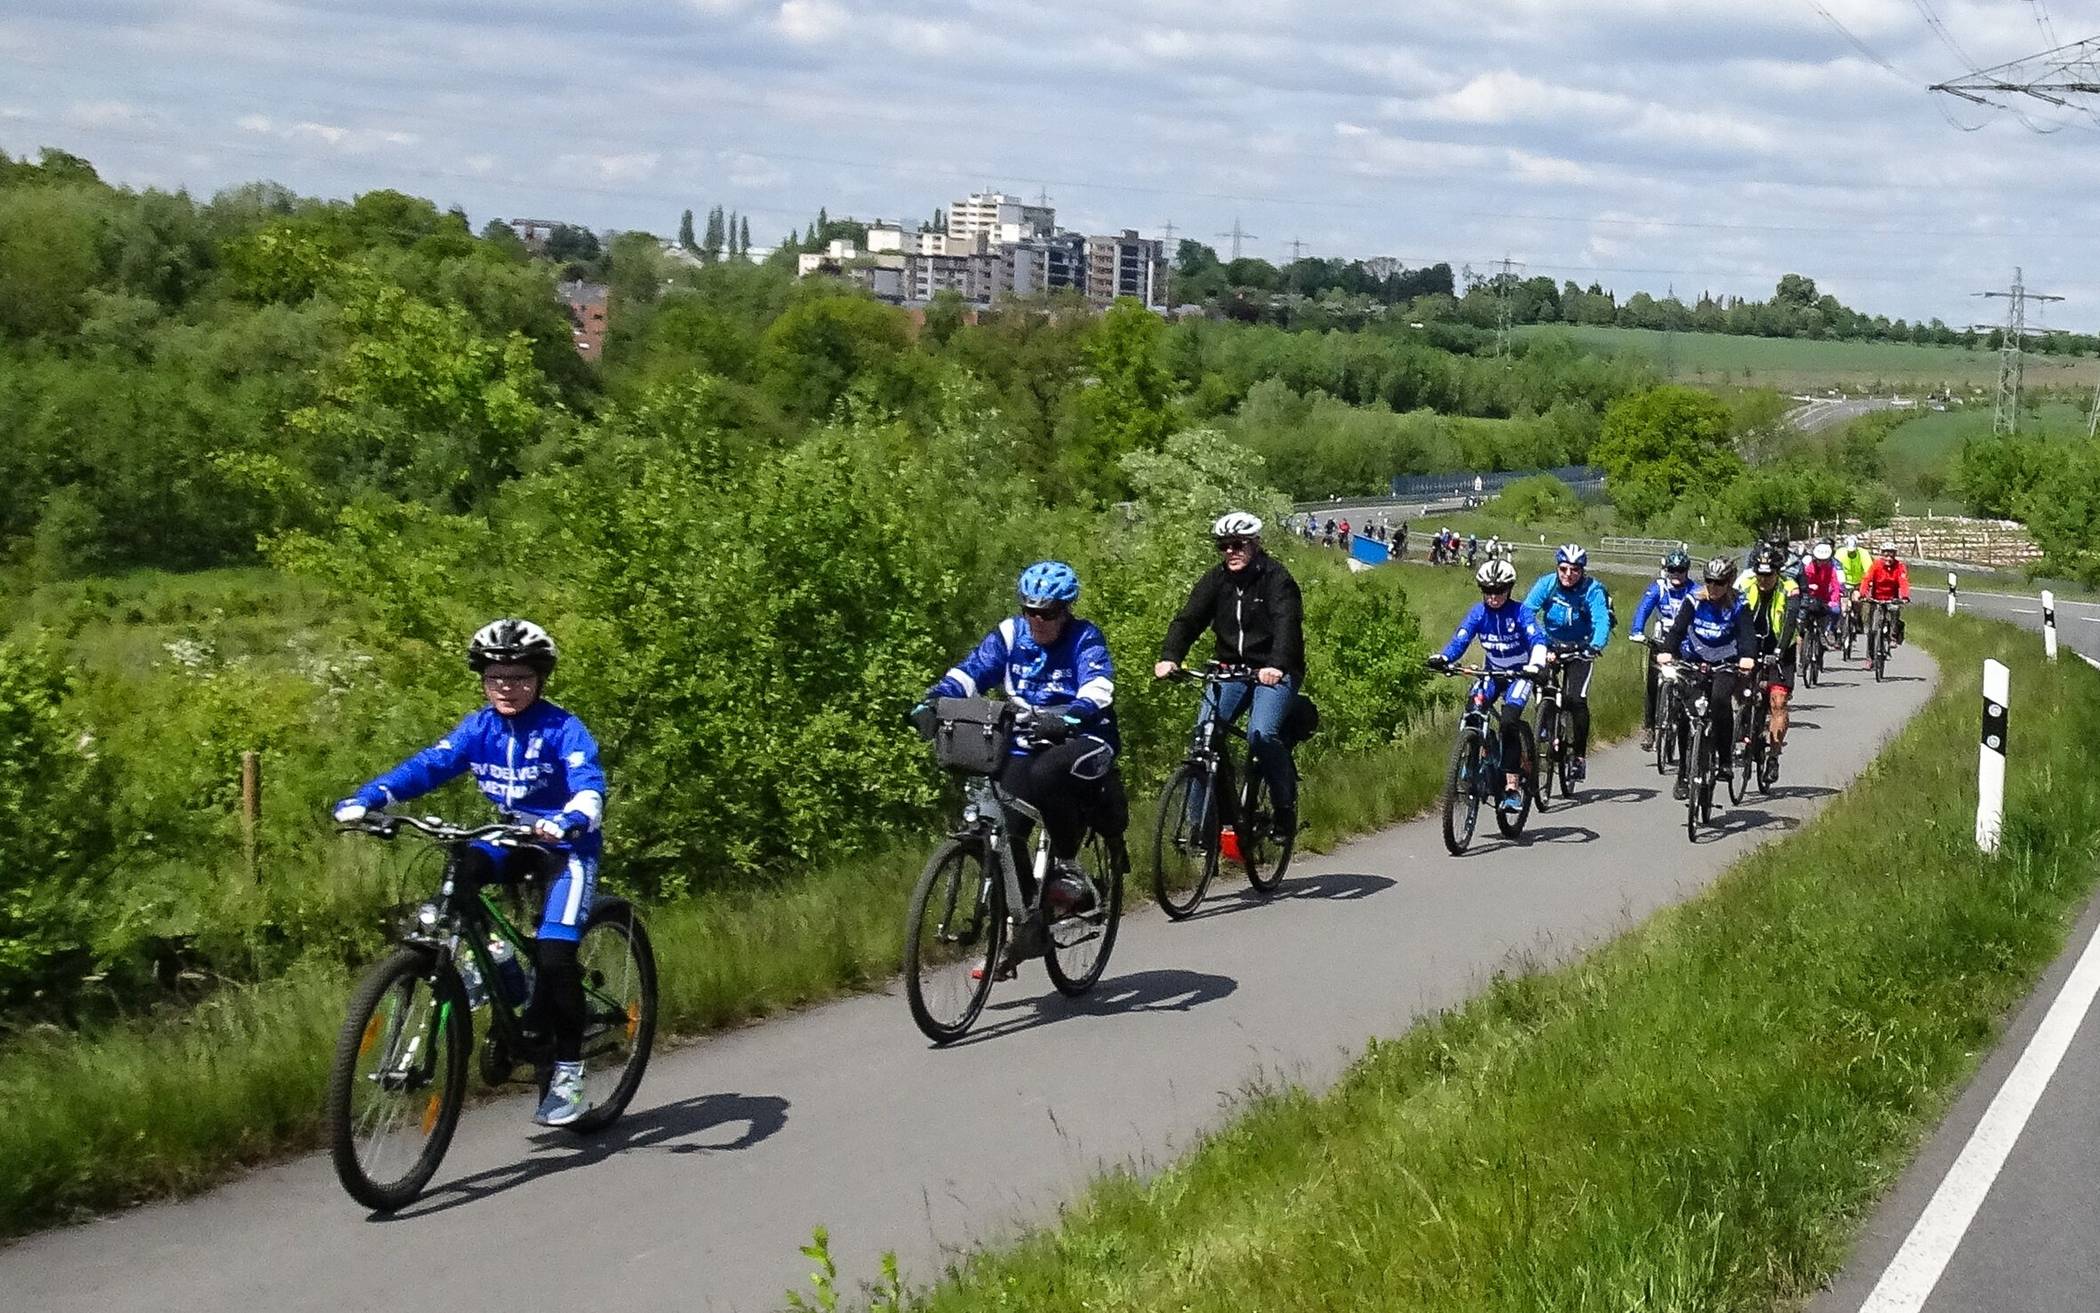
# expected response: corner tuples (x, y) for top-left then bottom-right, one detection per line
(327, 946), (471, 1212)
(1152, 763), (1219, 919)
(1441, 728), (1484, 855)
(1239, 771), (1294, 893)
(904, 838), (1001, 1044)
(565, 898), (658, 1135)
(1045, 833), (1122, 996)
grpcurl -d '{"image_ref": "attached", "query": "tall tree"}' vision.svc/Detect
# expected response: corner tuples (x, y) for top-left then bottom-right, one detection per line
(702, 205), (726, 263)
(678, 207), (697, 251)
(739, 215), (751, 255)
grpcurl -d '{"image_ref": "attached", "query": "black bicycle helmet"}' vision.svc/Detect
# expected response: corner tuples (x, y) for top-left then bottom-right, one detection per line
(1751, 543), (1783, 575)
(1661, 549), (1692, 573)
(466, 618), (559, 674)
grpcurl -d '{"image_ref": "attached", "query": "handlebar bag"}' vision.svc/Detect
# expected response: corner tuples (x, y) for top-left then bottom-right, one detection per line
(931, 697), (1014, 775)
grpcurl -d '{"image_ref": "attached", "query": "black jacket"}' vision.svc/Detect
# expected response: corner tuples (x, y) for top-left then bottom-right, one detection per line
(1160, 552), (1306, 682)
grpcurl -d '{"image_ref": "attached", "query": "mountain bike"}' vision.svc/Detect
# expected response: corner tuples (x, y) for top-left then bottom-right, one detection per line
(1866, 599), (1902, 682)
(1151, 663), (1295, 918)
(1671, 662), (1729, 842)
(328, 815), (657, 1212)
(1652, 656), (1685, 776)
(1434, 664), (1538, 854)
(1531, 643), (1592, 806)
(1732, 654), (1784, 802)
(1838, 595), (1859, 661)
(905, 700), (1124, 1044)
(1799, 602), (1828, 689)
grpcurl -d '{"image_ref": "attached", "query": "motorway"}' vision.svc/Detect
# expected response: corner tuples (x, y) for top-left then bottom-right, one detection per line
(0, 643), (1935, 1312)
(1789, 395), (1901, 433)
(1810, 584), (2100, 1313)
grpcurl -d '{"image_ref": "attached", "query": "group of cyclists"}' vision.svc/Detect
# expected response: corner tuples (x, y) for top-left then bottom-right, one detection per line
(326, 507), (1918, 1120)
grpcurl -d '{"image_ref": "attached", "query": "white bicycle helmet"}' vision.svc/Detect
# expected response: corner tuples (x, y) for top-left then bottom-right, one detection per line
(1475, 559), (1518, 591)
(1811, 542), (1834, 561)
(1211, 510), (1263, 539)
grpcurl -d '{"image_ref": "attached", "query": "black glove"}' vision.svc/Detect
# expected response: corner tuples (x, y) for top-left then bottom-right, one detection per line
(1425, 654), (1449, 671)
(907, 700), (938, 741)
(1032, 714), (1074, 744)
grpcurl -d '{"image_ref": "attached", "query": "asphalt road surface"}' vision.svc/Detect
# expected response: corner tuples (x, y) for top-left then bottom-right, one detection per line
(1913, 582), (2100, 666)
(1810, 591), (2100, 1313)
(1790, 396), (1901, 433)
(1, 648), (1936, 1313)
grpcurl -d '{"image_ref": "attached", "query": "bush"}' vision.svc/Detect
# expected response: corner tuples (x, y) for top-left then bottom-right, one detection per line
(1493, 474), (1579, 525)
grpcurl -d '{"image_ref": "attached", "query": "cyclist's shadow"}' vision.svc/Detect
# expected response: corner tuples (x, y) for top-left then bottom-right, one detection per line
(376, 1090), (790, 1221)
(954, 968), (1239, 1046)
(1188, 871), (1396, 918)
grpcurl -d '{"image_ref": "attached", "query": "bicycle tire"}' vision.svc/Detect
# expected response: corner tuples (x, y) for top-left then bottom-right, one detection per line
(1441, 727), (1484, 855)
(327, 946), (471, 1213)
(564, 898), (658, 1135)
(1534, 704), (1559, 806)
(1152, 763), (1219, 919)
(904, 838), (1001, 1044)
(1495, 720), (1535, 838)
(1045, 835), (1122, 996)
(1684, 720), (1704, 842)
(1699, 726), (1719, 826)
(1240, 771), (1294, 894)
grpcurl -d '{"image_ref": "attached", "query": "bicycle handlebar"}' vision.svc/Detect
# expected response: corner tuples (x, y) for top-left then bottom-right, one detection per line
(1160, 661), (1258, 686)
(337, 813), (544, 847)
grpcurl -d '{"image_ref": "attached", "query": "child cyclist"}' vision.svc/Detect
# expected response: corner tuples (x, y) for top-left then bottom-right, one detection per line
(1425, 559), (1550, 813)
(332, 619), (607, 1128)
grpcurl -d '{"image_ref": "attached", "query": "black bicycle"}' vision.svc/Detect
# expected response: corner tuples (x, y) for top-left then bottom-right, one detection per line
(1732, 654), (1784, 802)
(327, 815), (657, 1212)
(1151, 663), (1294, 918)
(1669, 662), (1732, 842)
(1635, 634), (1683, 777)
(1866, 598), (1903, 682)
(1532, 643), (1593, 805)
(904, 700), (1123, 1044)
(1434, 664), (1538, 854)
(1799, 601), (1829, 688)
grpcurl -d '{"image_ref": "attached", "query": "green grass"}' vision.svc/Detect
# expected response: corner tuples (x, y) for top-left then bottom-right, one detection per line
(1522, 324), (2099, 394)
(1873, 400), (2089, 503)
(890, 609), (2100, 1312)
(0, 560), (1641, 1237)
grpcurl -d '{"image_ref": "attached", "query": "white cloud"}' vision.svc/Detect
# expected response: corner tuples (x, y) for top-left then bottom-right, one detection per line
(775, 0), (847, 44)
(723, 151), (788, 190)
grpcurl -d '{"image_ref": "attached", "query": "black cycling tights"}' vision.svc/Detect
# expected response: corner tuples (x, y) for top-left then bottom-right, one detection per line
(458, 846), (584, 1064)
(997, 739), (1124, 899)
(1561, 658), (1597, 756)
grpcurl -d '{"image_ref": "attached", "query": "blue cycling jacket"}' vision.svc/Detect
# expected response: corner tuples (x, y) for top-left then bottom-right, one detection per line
(1438, 600), (1549, 674)
(1631, 577), (1697, 638)
(351, 699), (607, 854)
(1669, 595), (1753, 663)
(929, 616), (1119, 751)
(1523, 573), (1613, 650)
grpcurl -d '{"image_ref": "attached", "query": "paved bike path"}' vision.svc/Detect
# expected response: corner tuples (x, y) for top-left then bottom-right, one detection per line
(1, 648), (1936, 1313)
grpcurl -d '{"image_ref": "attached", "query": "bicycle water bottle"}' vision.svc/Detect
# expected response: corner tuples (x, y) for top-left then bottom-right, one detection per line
(487, 936), (531, 1009)
(454, 946), (489, 1009)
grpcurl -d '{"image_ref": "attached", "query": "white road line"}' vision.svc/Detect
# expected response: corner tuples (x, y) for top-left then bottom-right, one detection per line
(1859, 916), (2100, 1312)
(2007, 608), (2038, 615)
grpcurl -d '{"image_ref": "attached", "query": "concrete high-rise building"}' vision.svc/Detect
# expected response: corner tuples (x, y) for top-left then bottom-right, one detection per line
(947, 192), (1055, 246)
(1085, 230), (1167, 307)
(997, 233), (1089, 299)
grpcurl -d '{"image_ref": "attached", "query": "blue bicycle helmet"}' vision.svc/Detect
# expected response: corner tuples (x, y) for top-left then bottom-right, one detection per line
(1017, 560), (1081, 607)
(1556, 542), (1588, 568)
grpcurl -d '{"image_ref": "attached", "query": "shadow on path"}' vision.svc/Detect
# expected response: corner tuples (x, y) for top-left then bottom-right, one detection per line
(1706, 808), (1803, 840)
(1188, 870), (1396, 920)
(1525, 824), (1600, 845)
(380, 1090), (792, 1221)
(1573, 785), (1658, 806)
(957, 969), (1239, 1047)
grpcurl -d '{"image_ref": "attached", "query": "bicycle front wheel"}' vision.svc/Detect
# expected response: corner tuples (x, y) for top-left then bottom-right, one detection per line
(327, 946), (471, 1212)
(1045, 833), (1123, 996)
(1683, 721), (1704, 842)
(1441, 727), (1484, 855)
(1495, 721), (1535, 838)
(566, 898), (658, 1135)
(1152, 763), (1219, 919)
(905, 838), (1001, 1044)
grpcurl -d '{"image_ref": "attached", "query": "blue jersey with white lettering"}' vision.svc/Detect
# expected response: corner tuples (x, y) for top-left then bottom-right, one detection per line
(1675, 596), (1750, 663)
(1438, 600), (1549, 674)
(928, 616), (1119, 751)
(351, 699), (607, 855)
(1631, 577), (1696, 637)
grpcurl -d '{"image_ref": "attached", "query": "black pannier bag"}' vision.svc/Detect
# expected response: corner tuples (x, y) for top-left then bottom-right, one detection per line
(931, 697), (1014, 775)
(1284, 691), (1321, 745)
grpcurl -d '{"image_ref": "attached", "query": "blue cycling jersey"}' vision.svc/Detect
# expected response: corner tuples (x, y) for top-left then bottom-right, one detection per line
(1675, 596), (1750, 663)
(351, 699), (607, 854)
(1438, 600), (1549, 674)
(929, 616), (1119, 751)
(1631, 577), (1697, 637)
(1523, 573), (1612, 650)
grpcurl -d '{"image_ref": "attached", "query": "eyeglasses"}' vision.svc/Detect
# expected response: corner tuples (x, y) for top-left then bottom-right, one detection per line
(1021, 604), (1067, 621)
(482, 673), (538, 689)
(1557, 563), (1582, 573)
(1215, 537), (1255, 553)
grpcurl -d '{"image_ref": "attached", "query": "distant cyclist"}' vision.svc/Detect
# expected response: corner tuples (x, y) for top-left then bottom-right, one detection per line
(1656, 559), (1756, 801)
(333, 619), (606, 1128)
(1860, 543), (1911, 646)
(1523, 543), (1612, 783)
(1836, 534), (1872, 634)
(1157, 511), (1306, 837)
(1629, 550), (1697, 752)
(1736, 544), (1802, 779)
(1427, 560), (1549, 812)
(1798, 539), (1843, 663)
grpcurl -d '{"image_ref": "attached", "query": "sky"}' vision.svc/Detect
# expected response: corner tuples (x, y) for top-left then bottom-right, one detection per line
(8, 0), (2100, 328)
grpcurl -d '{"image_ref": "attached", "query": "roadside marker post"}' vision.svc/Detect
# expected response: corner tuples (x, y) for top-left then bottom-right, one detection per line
(1977, 660), (2009, 854)
(1946, 572), (1958, 617)
(2041, 590), (2058, 661)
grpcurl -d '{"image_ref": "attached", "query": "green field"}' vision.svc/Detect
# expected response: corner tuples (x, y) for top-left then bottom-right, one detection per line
(1521, 324), (2098, 394)
(1874, 400), (2090, 503)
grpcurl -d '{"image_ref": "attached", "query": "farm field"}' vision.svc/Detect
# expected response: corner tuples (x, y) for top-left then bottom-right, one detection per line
(1876, 399), (2089, 503)
(1520, 324), (2099, 394)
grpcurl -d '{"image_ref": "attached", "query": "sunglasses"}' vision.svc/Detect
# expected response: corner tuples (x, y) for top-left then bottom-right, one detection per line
(482, 673), (538, 689)
(1022, 604), (1067, 620)
(1215, 537), (1255, 552)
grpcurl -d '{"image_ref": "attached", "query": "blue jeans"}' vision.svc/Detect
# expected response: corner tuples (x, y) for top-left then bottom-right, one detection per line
(1201, 676), (1298, 814)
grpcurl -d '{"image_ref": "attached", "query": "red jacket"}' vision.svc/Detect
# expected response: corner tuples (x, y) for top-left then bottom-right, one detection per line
(1861, 558), (1910, 603)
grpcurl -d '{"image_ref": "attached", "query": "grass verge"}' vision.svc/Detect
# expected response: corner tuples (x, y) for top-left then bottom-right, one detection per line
(887, 607), (2100, 1311)
(0, 561), (1640, 1237)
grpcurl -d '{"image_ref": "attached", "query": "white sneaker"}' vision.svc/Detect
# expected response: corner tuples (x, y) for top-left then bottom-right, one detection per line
(534, 1060), (590, 1127)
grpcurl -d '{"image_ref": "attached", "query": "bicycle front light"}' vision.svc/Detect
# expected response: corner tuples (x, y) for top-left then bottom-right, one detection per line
(415, 902), (440, 930)
(962, 802), (982, 825)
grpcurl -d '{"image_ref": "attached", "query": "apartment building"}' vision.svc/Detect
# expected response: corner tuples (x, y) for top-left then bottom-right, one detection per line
(556, 280), (608, 361)
(998, 233), (1089, 298)
(866, 223), (988, 258)
(1085, 230), (1168, 308)
(946, 191), (1055, 246)
(907, 250), (1000, 303)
